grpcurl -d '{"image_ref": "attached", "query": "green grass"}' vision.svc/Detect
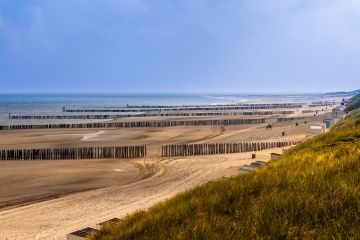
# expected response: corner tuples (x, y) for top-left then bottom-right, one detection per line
(331, 109), (360, 131)
(91, 109), (360, 240)
(345, 94), (360, 113)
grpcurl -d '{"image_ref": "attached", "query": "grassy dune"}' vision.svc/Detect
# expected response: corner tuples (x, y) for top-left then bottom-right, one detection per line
(345, 94), (360, 113)
(92, 109), (360, 240)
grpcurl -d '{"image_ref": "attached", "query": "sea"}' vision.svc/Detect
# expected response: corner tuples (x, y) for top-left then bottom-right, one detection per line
(0, 93), (341, 125)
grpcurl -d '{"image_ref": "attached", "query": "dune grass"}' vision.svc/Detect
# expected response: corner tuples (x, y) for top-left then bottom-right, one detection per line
(345, 94), (360, 113)
(91, 110), (360, 240)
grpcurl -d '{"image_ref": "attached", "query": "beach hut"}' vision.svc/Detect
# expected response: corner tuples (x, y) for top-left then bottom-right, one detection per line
(250, 160), (266, 169)
(310, 124), (326, 133)
(239, 165), (255, 173)
(323, 118), (334, 129)
(271, 153), (282, 160)
(96, 218), (122, 229)
(332, 106), (346, 116)
(67, 227), (99, 240)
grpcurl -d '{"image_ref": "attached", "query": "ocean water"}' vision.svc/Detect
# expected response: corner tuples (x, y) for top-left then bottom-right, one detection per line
(0, 93), (338, 125)
(0, 93), (225, 125)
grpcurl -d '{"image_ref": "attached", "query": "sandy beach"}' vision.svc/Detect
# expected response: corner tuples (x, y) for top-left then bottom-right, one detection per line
(0, 106), (333, 240)
(0, 150), (279, 240)
(1, 1), (357, 238)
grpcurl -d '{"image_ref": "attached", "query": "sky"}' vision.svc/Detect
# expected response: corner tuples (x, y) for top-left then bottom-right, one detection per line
(0, 0), (359, 93)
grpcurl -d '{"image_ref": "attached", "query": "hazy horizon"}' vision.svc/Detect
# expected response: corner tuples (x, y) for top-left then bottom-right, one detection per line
(0, 89), (358, 95)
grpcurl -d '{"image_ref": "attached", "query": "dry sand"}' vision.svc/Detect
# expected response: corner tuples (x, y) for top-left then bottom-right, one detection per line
(0, 111), (331, 240)
(0, 160), (150, 210)
(0, 150), (278, 240)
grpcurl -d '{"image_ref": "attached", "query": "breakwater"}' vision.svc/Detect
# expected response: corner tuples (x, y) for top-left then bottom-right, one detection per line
(9, 111), (294, 120)
(161, 141), (298, 157)
(0, 145), (146, 160)
(308, 102), (336, 107)
(124, 103), (303, 109)
(277, 117), (309, 122)
(63, 103), (303, 113)
(302, 110), (319, 114)
(0, 118), (266, 130)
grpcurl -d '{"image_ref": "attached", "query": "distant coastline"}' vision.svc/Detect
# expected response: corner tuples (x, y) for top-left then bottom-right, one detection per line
(0, 92), (351, 125)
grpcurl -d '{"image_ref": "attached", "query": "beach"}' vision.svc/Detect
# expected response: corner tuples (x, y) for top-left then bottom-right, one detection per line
(0, 94), (340, 239)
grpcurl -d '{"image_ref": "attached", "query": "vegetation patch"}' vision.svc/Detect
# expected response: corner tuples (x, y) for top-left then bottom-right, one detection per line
(345, 94), (360, 113)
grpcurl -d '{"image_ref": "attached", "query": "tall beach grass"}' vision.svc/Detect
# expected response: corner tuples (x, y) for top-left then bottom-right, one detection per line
(91, 106), (360, 240)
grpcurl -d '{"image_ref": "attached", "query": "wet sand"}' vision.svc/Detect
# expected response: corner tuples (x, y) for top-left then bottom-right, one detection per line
(0, 159), (151, 210)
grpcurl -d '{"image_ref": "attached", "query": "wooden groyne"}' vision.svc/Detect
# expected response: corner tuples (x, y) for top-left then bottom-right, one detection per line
(302, 110), (320, 114)
(0, 145), (146, 160)
(63, 104), (303, 113)
(277, 116), (309, 122)
(9, 111), (295, 120)
(0, 118), (266, 130)
(241, 110), (294, 115)
(10, 115), (118, 120)
(161, 141), (298, 157)
(125, 103), (303, 109)
(308, 101), (336, 107)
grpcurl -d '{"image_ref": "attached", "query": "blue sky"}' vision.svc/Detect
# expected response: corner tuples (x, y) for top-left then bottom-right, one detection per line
(0, 0), (359, 93)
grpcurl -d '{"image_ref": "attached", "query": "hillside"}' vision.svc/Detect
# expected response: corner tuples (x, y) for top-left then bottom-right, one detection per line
(91, 105), (360, 239)
(326, 88), (360, 97)
(345, 93), (360, 113)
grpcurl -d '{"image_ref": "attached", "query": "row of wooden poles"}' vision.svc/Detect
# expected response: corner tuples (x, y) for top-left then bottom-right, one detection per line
(124, 103), (305, 109)
(9, 110), (295, 120)
(308, 102), (336, 107)
(0, 141), (299, 160)
(0, 118), (266, 130)
(63, 104), (304, 113)
(302, 110), (320, 113)
(277, 116), (308, 122)
(0, 146), (146, 160)
(161, 141), (298, 157)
